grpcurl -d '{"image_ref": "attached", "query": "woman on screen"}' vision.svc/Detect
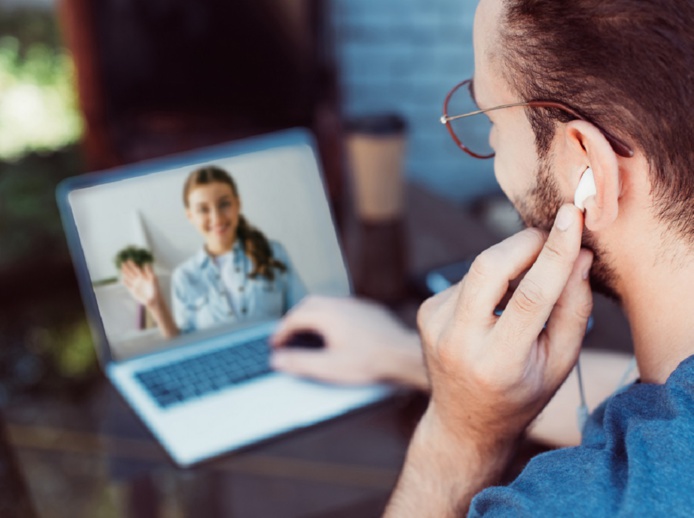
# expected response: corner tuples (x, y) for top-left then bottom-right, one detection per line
(120, 166), (306, 338)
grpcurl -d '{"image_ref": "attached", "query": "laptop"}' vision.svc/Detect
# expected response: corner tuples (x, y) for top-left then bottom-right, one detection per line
(57, 128), (393, 467)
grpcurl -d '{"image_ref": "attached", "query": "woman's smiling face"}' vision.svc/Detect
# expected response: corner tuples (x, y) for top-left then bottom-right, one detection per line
(185, 181), (241, 255)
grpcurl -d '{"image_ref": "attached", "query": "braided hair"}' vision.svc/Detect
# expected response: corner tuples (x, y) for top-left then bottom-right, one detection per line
(183, 166), (287, 281)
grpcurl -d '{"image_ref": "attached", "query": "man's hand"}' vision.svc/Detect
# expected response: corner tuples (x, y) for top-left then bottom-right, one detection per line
(386, 204), (594, 516)
(270, 296), (427, 389)
(422, 204), (594, 445)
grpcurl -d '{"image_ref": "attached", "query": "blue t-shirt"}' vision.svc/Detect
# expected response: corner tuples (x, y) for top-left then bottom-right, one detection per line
(469, 355), (694, 517)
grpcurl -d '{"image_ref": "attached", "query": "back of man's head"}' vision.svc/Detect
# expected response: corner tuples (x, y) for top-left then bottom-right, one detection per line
(499, 0), (694, 241)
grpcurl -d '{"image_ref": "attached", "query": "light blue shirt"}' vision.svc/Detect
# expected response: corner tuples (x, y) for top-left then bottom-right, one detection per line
(171, 240), (305, 334)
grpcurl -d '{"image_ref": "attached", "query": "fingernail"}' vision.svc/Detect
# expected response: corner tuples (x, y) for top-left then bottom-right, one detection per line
(582, 266), (591, 280)
(555, 205), (574, 232)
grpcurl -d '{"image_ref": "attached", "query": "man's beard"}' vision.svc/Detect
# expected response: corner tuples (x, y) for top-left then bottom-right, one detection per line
(513, 158), (622, 302)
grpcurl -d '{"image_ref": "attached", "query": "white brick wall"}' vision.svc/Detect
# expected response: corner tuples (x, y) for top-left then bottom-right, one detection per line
(332, 0), (499, 203)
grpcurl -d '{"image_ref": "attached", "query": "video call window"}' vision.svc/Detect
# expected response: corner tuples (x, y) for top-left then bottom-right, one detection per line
(68, 145), (348, 360)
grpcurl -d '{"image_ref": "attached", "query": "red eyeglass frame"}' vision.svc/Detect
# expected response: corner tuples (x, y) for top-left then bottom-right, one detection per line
(440, 79), (635, 160)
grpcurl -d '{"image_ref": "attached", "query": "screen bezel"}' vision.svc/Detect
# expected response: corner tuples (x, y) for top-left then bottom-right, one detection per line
(56, 128), (346, 366)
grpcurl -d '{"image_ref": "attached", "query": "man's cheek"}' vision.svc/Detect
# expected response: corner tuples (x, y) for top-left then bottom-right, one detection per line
(493, 155), (515, 199)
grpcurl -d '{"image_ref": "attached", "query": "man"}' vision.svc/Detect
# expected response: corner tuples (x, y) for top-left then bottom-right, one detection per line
(275, 0), (694, 514)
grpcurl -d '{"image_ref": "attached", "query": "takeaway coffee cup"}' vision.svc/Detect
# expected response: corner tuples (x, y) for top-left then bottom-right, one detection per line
(346, 114), (408, 303)
(346, 114), (407, 222)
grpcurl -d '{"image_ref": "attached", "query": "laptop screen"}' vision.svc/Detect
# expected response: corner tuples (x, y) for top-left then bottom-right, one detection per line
(60, 130), (349, 361)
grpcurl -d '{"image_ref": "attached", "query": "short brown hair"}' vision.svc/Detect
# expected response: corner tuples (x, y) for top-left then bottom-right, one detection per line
(499, 0), (694, 239)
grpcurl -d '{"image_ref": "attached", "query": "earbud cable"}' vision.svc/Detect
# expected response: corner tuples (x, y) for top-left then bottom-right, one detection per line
(576, 355), (637, 436)
(576, 358), (589, 433)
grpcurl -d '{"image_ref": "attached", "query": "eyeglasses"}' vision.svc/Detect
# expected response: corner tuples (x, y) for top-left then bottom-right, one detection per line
(440, 79), (634, 159)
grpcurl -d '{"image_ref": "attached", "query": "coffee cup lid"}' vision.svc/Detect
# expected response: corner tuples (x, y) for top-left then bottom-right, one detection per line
(346, 114), (407, 135)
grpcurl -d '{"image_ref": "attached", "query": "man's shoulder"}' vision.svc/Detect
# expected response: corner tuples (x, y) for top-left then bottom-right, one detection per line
(469, 355), (694, 517)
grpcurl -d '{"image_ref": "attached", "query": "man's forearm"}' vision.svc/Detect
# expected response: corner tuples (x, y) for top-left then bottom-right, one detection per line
(380, 342), (636, 448)
(385, 408), (515, 517)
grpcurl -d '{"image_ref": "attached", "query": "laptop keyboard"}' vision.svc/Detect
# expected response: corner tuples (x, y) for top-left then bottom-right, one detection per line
(134, 337), (272, 409)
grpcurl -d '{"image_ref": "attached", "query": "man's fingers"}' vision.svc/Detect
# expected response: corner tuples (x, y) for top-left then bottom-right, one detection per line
(498, 204), (584, 350)
(417, 283), (459, 340)
(270, 297), (325, 346)
(453, 228), (548, 327)
(544, 249), (594, 374)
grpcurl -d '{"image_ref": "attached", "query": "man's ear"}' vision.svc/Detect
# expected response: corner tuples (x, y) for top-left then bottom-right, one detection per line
(185, 208), (193, 223)
(563, 120), (621, 231)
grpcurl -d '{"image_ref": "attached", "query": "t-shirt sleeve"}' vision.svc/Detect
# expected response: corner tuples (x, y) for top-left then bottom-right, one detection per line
(467, 447), (606, 517)
(468, 367), (694, 518)
(469, 399), (621, 517)
(468, 486), (537, 517)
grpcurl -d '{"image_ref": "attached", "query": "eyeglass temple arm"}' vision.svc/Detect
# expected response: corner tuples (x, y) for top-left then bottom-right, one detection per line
(441, 102), (634, 158)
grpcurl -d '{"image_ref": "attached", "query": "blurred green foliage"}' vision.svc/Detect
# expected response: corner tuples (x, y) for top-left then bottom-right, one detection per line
(27, 318), (97, 380)
(0, 7), (63, 49)
(0, 8), (83, 160)
(114, 246), (155, 270)
(0, 147), (81, 270)
(0, 147), (96, 390)
(52, 319), (97, 379)
(0, 9), (94, 393)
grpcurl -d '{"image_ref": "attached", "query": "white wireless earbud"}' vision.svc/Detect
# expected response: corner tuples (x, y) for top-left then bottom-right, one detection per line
(574, 167), (596, 212)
